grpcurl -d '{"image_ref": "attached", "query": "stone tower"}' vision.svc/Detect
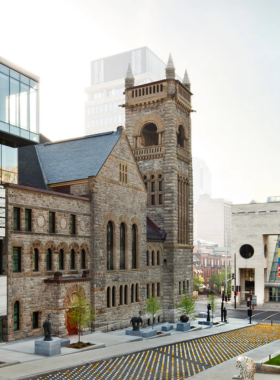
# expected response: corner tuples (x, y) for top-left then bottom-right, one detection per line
(125, 54), (193, 321)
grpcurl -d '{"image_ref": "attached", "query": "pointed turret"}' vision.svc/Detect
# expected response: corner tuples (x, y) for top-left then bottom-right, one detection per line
(125, 63), (135, 89)
(165, 53), (176, 80)
(182, 69), (191, 90)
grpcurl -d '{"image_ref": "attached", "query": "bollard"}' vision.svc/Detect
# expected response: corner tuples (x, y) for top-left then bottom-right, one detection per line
(271, 316), (273, 326)
(236, 356), (256, 380)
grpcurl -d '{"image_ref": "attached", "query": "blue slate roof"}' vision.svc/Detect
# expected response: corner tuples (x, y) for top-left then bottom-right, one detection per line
(35, 129), (122, 185)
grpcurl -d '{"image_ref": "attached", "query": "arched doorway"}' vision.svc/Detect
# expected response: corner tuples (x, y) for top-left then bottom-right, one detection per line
(66, 293), (79, 336)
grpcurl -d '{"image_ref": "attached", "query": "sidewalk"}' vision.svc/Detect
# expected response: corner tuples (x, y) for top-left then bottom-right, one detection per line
(0, 318), (277, 380)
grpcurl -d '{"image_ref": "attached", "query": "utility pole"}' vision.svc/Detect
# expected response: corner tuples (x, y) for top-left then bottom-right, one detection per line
(234, 253), (236, 309)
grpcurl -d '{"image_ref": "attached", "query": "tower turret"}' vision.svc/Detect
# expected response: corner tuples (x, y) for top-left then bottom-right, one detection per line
(182, 69), (191, 90)
(165, 53), (175, 80)
(125, 63), (135, 89)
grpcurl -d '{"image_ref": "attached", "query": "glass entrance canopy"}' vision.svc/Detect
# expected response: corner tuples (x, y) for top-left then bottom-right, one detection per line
(0, 61), (39, 143)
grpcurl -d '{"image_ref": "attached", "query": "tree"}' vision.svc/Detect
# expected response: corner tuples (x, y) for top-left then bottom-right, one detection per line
(193, 276), (204, 291)
(209, 292), (218, 322)
(67, 292), (95, 342)
(177, 293), (196, 317)
(146, 295), (161, 329)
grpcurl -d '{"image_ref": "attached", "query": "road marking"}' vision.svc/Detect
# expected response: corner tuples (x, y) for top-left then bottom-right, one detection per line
(244, 311), (267, 320)
(262, 313), (280, 321)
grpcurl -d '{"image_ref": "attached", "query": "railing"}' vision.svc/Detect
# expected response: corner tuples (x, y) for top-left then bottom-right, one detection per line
(131, 81), (165, 100)
(133, 145), (165, 157)
(177, 84), (191, 103)
(0, 276), (7, 316)
(177, 146), (190, 161)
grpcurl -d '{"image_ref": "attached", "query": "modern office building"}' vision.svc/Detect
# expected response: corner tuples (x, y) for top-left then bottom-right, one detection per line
(232, 201), (280, 306)
(193, 157), (211, 204)
(0, 56), (40, 341)
(85, 47), (181, 135)
(194, 194), (232, 249)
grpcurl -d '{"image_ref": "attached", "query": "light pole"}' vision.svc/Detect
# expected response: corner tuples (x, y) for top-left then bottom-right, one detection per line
(225, 231), (228, 297)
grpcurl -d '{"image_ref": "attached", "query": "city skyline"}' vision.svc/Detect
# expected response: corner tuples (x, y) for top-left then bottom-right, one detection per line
(1, 0), (279, 204)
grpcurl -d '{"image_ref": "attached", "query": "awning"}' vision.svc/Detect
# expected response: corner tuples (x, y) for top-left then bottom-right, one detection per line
(265, 282), (280, 288)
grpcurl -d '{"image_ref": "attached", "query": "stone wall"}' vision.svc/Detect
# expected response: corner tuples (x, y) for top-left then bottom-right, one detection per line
(3, 185), (91, 341)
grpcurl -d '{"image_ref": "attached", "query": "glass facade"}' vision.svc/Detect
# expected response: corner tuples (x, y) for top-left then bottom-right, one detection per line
(0, 63), (39, 143)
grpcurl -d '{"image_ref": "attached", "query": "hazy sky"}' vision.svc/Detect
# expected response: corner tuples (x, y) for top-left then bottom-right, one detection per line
(1, 0), (279, 204)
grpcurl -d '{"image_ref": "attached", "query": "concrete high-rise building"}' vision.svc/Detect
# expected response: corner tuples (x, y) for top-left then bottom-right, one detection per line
(84, 47), (181, 135)
(195, 194), (232, 249)
(193, 157), (211, 204)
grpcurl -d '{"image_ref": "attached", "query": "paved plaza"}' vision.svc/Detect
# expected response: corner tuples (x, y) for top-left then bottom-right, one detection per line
(31, 324), (280, 380)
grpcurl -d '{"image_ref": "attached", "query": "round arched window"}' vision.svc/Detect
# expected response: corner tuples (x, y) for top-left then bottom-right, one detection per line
(240, 244), (254, 259)
(264, 244), (267, 258)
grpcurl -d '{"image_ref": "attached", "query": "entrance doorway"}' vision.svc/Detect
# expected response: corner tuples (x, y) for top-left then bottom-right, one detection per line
(66, 309), (78, 335)
(245, 269), (255, 294)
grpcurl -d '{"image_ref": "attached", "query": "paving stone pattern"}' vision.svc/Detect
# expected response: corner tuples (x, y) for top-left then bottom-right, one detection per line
(34, 324), (280, 380)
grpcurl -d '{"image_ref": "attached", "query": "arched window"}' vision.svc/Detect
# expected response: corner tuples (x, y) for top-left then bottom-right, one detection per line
(142, 123), (158, 147)
(59, 249), (64, 270)
(124, 285), (128, 305)
(146, 284), (150, 299)
(132, 224), (137, 269)
(33, 249), (39, 272)
(107, 287), (111, 308)
(120, 223), (125, 270)
(146, 251), (150, 266)
(157, 251), (160, 265)
(112, 286), (116, 307)
(14, 301), (20, 331)
(107, 222), (114, 270)
(46, 249), (52, 271)
(177, 125), (185, 147)
(131, 284), (134, 303)
(119, 285), (123, 305)
(70, 249), (75, 270)
(81, 249), (86, 269)
(136, 283), (139, 302)
(152, 251), (155, 266)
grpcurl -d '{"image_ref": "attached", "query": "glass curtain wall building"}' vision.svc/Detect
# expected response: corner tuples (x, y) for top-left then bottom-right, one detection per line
(85, 47), (181, 135)
(0, 57), (40, 184)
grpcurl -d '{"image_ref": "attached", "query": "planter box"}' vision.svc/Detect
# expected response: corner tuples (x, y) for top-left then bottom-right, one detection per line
(125, 329), (142, 337)
(142, 329), (157, 338)
(176, 322), (190, 332)
(161, 325), (173, 332)
(198, 321), (213, 327)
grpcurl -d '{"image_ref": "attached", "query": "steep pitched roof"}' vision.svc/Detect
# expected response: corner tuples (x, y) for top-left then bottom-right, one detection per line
(147, 217), (166, 241)
(33, 129), (122, 185)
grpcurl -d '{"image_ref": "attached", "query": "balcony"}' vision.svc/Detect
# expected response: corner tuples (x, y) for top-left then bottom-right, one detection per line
(0, 276), (7, 316)
(177, 146), (190, 163)
(133, 145), (165, 161)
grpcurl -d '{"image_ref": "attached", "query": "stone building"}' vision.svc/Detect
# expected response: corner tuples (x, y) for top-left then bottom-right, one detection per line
(2, 55), (193, 341)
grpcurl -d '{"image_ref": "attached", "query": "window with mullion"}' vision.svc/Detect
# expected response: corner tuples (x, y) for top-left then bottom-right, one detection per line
(25, 209), (31, 231)
(13, 207), (20, 230)
(70, 215), (76, 234)
(49, 212), (55, 233)
(120, 223), (125, 270)
(13, 247), (21, 272)
(70, 249), (75, 270)
(46, 249), (52, 271)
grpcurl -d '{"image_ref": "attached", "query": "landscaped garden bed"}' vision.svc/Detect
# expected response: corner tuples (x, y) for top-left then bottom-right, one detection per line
(265, 354), (280, 366)
(67, 342), (95, 349)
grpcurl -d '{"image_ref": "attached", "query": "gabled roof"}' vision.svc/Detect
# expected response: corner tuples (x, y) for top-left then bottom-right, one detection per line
(31, 129), (122, 185)
(147, 217), (166, 241)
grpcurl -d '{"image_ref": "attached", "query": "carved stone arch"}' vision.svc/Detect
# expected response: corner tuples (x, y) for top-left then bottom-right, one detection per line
(134, 114), (165, 135)
(44, 241), (57, 253)
(57, 242), (69, 255)
(29, 240), (43, 256)
(103, 213), (118, 230)
(69, 242), (79, 254)
(131, 216), (141, 234)
(80, 242), (89, 254)
(118, 215), (130, 228)
(63, 284), (86, 309)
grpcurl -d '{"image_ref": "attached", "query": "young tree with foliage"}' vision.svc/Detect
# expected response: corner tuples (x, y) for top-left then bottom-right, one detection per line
(67, 292), (95, 342)
(146, 295), (161, 329)
(177, 293), (196, 316)
(209, 292), (217, 322)
(193, 276), (204, 291)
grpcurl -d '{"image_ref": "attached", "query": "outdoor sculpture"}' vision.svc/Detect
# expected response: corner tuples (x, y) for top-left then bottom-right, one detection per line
(43, 314), (53, 341)
(130, 316), (143, 331)
(236, 356), (256, 380)
(207, 304), (211, 322)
